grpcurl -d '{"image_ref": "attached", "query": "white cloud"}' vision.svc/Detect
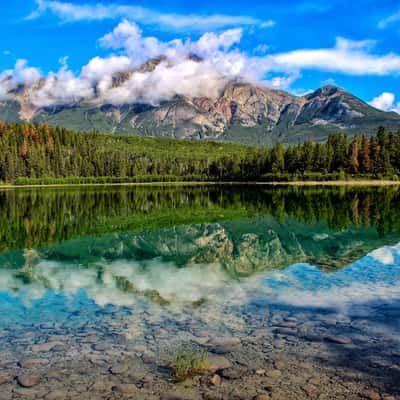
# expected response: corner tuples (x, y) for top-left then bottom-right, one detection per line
(378, 9), (400, 29)
(194, 28), (243, 55)
(264, 71), (302, 90)
(97, 58), (228, 106)
(254, 44), (270, 55)
(92, 21), (251, 105)
(369, 92), (400, 114)
(13, 59), (41, 84)
(0, 59), (41, 100)
(4, 16), (400, 109)
(29, 61), (94, 107)
(81, 55), (132, 82)
(27, 0), (269, 32)
(267, 37), (400, 76)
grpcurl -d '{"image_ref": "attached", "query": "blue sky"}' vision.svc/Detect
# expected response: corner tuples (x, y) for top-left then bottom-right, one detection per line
(1, 0), (400, 111)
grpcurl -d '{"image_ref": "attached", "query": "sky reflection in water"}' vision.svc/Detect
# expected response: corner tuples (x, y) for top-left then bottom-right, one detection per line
(0, 185), (400, 338)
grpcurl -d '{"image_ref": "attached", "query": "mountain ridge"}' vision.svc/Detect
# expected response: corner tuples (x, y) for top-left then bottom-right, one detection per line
(1, 59), (399, 145)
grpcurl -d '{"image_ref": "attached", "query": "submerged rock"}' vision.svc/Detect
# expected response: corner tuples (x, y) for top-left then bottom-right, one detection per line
(17, 374), (41, 388)
(324, 336), (352, 345)
(19, 358), (49, 369)
(112, 383), (139, 394)
(205, 355), (232, 372)
(0, 373), (10, 385)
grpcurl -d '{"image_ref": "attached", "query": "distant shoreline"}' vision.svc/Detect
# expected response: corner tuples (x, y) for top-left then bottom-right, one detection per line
(1, 180), (400, 189)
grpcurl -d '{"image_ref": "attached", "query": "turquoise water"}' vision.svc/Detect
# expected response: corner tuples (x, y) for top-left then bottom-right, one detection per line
(0, 185), (400, 398)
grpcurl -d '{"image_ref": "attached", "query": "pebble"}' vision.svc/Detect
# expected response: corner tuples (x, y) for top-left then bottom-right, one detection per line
(266, 370), (282, 380)
(0, 373), (10, 385)
(275, 322), (297, 328)
(90, 380), (110, 392)
(302, 383), (318, 396)
(252, 329), (271, 337)
(45, 389), (68, 400)
(324, 336), (352, 345)
(308, 375), (321, 386)
(274, 327), (297, 336)
(112, 383), (138, 394)
(220, 368), (242, 380)
(207, 337), (241, 354)
(273, 340), (286, 350)
(210, 374), (221, 386)
(363, 390), (381, 400)
(205, 355), (232, 372)
(19, 358), (49, 369)
(255, 369), (266, 375)
(31, 341), (64, 353)
(92, 343), (110, 351)
(109, 363), (128, 375)
(17, 374), (41, 388)
(253, 395), (270, 400)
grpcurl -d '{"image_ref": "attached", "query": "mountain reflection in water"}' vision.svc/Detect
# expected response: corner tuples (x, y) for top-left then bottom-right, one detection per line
(0, 185), (399, 313)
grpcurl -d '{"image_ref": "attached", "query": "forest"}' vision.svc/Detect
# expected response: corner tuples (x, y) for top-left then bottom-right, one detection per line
(0, 120), (400, 184)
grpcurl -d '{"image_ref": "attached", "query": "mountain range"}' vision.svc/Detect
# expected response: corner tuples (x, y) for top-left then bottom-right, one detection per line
(1, 57), (399, 145)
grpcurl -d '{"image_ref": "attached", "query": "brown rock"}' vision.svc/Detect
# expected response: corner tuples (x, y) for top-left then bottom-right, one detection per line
(266, 369), (282, 380)
(0, 373), (11, 385)
(308, 375), (321, 386)
(17, 374), (41, 388)
(210, 374), (221, 386)
(363, 390), (381, 400)
(255, 369), (266, 375)
(253, 395), (270, 400)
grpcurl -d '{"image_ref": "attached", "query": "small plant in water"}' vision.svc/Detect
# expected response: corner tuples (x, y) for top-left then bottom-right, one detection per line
(171, 350), (208, 381)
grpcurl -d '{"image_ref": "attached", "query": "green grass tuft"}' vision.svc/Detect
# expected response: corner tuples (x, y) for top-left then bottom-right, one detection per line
(171, 350), (209, 381)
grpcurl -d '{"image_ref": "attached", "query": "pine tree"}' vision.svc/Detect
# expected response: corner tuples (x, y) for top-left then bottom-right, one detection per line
(350, 135), (360, 174)
(360, 135), (371, 173)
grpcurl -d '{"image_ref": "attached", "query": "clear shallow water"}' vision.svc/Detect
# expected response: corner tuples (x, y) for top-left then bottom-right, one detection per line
(0, 185), (400, 399)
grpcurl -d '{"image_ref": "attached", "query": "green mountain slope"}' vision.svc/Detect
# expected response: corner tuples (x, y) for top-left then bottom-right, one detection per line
(1, 82), (399, 145)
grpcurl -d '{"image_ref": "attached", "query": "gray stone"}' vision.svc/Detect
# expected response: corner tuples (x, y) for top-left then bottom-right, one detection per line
(205, 355), (232, 372)
(19, 358), (49, 369)
(109, 363), (128, 375)
(31, 341), (64, 353)
(112, 383), (138, 394)
(45, 389), (69, 400)
(0, 373), (11, 385)
(220, 368), (243, 380)
(324, 336), (352, 345)
(17, 374), (41, 388)
(266, 369), (282, 380)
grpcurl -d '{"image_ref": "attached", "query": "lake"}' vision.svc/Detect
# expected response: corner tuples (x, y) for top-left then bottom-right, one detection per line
(0, 185), (399, 400)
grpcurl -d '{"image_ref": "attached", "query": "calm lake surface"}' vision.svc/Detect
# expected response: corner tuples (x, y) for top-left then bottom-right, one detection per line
(0, 185), (399, 400)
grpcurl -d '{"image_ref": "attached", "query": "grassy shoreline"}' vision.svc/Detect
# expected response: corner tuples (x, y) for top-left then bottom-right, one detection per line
(1, 180), (400, 189)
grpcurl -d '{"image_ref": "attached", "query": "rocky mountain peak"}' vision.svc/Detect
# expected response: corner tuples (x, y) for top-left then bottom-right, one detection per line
(0, 65), (399, 145)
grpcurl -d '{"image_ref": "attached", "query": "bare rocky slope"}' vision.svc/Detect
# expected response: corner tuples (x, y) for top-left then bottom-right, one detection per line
(1, 71), (399, 145)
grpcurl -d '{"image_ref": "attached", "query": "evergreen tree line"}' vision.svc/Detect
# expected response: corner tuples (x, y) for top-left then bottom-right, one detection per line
(0, 121), (399, 184)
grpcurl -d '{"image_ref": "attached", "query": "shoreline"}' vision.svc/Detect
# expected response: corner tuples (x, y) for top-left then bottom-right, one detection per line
(0, 180), (400, 189)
